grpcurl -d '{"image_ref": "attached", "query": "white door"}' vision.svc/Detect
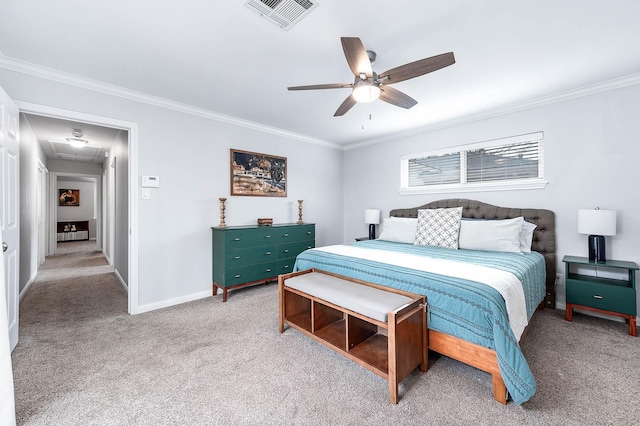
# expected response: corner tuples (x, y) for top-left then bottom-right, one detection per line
(0, 86), (20, 351)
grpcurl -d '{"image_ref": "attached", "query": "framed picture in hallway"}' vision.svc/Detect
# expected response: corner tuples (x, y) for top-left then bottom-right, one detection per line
(230, 149), (287, 197)
(59, 189), (80, 206)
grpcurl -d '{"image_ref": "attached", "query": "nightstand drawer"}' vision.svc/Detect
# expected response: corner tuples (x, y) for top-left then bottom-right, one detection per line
(566, 279), (636, 315)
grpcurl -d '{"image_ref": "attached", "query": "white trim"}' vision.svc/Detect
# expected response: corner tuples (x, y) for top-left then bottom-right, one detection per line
(0, 54), (340, 150)
(3, 54), (640, 152)
(135, 290), (211, 315)
(400, 132), (545, 195)
(345, 73), (640, 151)
(114, 268), (128, 292)
(16, 102), (141, 315)
(19, 271), (38, 302)
(399, 178), (548, 195)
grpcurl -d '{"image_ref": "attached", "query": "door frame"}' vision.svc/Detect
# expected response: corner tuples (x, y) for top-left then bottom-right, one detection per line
(17, 101), (140, 314)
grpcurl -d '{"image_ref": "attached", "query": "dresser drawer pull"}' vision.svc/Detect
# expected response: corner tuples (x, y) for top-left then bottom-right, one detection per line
(234, 256), (241, 260)
(234, 274), (241, 278)
(234, 238), (240, 241)
(593, 295), (604, 299)
(307, 246), (312, 249)
(283, 265), (289, 269)
(266, 269), (272, 273)
(307, 231), (311, 235)
(284, 249), (289, 253)
(265, 235), (271, 239)
(283, 233), (289, 237)
(266, 252), (272, 255)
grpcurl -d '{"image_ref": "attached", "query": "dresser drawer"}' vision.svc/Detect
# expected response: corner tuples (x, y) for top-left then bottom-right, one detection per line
(276, 225), (315, 243)
(277, 241), (314, 260)
(222, 262), (277, 287)
(566, 279), (636, 315)
(277, 259), (296, 275)
(224, 227), (276, 248)
(226, 245), (276, 267)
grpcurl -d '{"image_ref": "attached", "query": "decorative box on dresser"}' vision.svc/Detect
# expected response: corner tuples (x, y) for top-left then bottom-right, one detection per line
(563, 255), (638, 336)
(212, 223), (315, 301)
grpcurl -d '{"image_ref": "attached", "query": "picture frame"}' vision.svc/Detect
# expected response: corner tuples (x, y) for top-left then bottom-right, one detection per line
(230, 149), (287, 197)
(58, 189), (80, 206)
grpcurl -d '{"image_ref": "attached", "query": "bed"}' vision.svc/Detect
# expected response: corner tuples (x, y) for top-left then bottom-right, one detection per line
(293, 199), (556, 405)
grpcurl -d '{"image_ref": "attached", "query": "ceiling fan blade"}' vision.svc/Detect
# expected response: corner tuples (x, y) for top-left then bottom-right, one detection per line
(379, 86), (418, 109)
(334, 95), (357, 117)
(378, 52), (455, 84)
(288, 83), (352, 91)
(341, 37), (373, 79)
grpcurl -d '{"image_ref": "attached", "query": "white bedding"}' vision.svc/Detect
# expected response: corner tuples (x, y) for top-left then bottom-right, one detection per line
(314, 244), (528, 340)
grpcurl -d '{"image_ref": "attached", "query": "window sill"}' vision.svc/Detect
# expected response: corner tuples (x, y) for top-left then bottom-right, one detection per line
(399, 178), (548, 195)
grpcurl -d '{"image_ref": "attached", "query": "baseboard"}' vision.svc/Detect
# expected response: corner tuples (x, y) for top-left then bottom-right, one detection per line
(134, 290), (211, 314)
(114, 268), (127, 291)
(19, 271), (38, 301)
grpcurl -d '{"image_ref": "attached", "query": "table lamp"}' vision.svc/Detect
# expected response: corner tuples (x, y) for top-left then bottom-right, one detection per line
(577, 208), (616, 263)
(365, 209), (380, 240)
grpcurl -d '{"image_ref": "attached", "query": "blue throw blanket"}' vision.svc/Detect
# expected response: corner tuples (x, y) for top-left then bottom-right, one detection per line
(294, 240), (546, 404)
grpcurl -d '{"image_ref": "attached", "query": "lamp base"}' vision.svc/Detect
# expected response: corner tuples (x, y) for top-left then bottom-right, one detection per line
(587, 235), (606, 263)
(369, 224), (376, 240)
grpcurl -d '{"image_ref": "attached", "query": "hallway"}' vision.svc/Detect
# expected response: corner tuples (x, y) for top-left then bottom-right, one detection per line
(12, 240), (126, 424)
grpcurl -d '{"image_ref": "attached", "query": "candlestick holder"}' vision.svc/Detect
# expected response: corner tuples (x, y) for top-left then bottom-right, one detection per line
(219, 198), (227, 228)
(297, 200), (304, 224)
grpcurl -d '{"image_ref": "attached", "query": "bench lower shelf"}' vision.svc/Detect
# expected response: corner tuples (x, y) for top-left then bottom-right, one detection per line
(278, 268), (427, 403)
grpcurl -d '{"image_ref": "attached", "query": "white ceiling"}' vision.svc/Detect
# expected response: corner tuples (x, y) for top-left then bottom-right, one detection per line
(2, 1), (640, 148)
(22, 114), (122, 163)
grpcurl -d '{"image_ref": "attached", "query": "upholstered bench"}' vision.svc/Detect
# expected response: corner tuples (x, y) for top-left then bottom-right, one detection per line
(278, 268), (427, 403)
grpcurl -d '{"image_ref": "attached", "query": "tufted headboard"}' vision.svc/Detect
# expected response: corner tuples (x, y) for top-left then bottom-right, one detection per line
(389, 198), (556, 308)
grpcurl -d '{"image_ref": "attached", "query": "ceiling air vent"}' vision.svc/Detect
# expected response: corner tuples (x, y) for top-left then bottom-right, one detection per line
(244, 0), (319, 30)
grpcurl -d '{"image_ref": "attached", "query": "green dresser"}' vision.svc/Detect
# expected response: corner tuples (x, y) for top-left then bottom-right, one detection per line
(212, 223), (315, 301)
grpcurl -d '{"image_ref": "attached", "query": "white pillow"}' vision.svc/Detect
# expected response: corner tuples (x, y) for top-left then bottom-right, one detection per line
(377, 217), (418, 244)
(414, 207), (463, 250)
(459, 217), (524, 253)
(520, 220), (537, 253)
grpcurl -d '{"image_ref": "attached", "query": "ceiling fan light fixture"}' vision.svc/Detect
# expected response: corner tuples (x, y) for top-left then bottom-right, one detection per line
(66, 137), (89, 148)
(352, 82), (380, 103)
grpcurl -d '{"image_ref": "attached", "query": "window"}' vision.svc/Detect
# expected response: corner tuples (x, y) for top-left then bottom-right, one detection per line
(400, 132), (547, 194)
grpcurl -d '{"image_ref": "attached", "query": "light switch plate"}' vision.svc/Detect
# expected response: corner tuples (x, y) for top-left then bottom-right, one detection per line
(142, 188), (151, 199)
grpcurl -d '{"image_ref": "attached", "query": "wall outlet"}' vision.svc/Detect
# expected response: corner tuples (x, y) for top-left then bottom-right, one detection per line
(555, 273), (564, 286)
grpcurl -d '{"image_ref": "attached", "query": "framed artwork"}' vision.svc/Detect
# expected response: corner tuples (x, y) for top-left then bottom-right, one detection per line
(230, 149), (287, 197)
(58, 189), (80, 206)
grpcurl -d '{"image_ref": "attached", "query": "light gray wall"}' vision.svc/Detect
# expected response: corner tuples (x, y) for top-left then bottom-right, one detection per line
(343, 84), (640, 308)
(18, 113), (48, 293)
(110, 130), (129, 285)
(57, 180), (95, 222)
(0, 69), (344, 310)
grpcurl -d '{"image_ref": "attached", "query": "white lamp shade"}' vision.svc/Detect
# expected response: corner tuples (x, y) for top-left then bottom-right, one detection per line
(364, 209), (381, 225)
(577, 209), (616, 236)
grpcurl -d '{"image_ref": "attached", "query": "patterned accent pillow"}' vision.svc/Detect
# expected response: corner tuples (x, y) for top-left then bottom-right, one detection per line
(414, 207), (463, 249)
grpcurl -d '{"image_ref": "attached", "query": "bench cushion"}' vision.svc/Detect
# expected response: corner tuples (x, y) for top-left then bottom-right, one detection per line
(285, 272), (413, 322)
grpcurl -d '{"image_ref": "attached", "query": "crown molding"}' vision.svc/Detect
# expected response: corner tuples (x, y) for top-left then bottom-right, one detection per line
(0, 54), (342, 150)
(344, 72), (640, 151)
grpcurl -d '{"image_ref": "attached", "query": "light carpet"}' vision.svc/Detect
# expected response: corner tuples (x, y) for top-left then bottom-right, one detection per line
(12, 241), (640, 425)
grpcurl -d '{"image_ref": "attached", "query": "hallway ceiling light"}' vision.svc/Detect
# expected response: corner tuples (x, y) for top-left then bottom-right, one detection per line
(66, 137), (89, 148)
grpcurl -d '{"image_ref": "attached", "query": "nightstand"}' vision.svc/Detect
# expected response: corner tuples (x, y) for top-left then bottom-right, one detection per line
(355, 236), (370, 241)
(563, 255), (638, 336)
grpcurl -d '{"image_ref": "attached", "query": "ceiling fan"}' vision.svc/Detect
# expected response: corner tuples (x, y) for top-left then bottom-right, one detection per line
(287, 37), (455, 117)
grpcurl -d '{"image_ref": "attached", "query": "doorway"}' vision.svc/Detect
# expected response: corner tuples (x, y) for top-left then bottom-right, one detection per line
(18, 103), (140, 314)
